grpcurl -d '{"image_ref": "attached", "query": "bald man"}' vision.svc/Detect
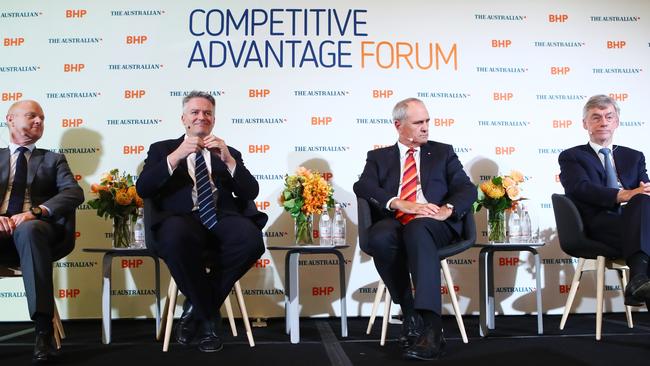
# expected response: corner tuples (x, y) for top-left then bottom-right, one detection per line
(1, 100), (84, 363)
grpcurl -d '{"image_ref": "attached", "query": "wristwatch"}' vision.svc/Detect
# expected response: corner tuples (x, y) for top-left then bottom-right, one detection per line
(30, 206), (43, 218)
(445, 203), (454, 212)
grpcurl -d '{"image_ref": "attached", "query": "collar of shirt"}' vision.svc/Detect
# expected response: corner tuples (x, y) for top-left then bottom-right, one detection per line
(396, 141), (426, 203)
(9, 143), (35, 155)
(588, 140), (616, 169)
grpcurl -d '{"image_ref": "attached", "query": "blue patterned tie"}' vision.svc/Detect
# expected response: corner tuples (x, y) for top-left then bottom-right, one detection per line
(195, 151), (218, 230)
(599, 147), (618, 189)
(7, 147), (28, 216)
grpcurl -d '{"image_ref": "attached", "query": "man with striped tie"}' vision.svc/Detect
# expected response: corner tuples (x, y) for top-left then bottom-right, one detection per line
(137, 91), (266, 353)
(353, 97), (476, 360)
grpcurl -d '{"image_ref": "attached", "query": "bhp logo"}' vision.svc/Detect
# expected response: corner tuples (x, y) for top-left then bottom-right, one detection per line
(121, 259), (143, 268)
(255, 201), (270, 210)
(551, 67), (570, 75)
(549, 14), (568, 22)
(493, 92), (513, 101)
(62, 118), (84, 128)
(3, 38), (25, 47)
(255, 259), (271, 268)
(74, 175), (82, 181)
(495, 147), (516, 155)
(372, 89), (393, 98)
(126, 35), (148, 44)
(552, 120), (572, 128)
(441, 285), (460, 295)
(123, 145), (145, 154)
(65, 9), (87, 18)
(125, 90), (146, 99)
(321, 172), (333, 181)
(607, 41), (626, 49)
(58, 289), (80, 298)
(2, 92), (23, 101)
(64, 64), (85, 72)
(311, 116), (332, 125)
(609, 93), (628, 102)
(75, 231), (81, 238)
(559, 284), (572, 293)
(248, 144), (270, 153)
(433, 118), (454, 127)
(312, 286), (335, 296)
(491, 39), (511, 48)
(249, 89), (270, 98)
(499, 257), (519, 266)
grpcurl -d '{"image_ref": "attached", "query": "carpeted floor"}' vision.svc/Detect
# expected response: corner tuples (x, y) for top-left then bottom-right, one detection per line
(1, 313), (650, 365)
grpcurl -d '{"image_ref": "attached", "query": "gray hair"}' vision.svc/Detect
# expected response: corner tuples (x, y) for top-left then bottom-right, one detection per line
(182, 91), (215, 110)
(583, 94), (620, 120)
(392, 97), (424, 122)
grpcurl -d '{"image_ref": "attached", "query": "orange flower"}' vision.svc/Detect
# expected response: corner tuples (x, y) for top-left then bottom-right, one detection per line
(480, 181), (505, 199)
(115, 189), (132, 206)
(90, 183), (108, 193)
(506, 185), (521, 200)
(510, 170), (524, 183)
(502, 177), (516, 188)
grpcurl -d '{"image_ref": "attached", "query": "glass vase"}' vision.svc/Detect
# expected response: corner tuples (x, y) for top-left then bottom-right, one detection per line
(113, 215), (134, 248)
(294, 214), (314, 245)
(487, 209), (506, 243)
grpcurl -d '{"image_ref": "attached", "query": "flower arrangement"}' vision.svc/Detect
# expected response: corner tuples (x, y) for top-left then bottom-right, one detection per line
(473, 170), (525, 242)
(280, 167), (334, 244)
(87, 169), (143, 247)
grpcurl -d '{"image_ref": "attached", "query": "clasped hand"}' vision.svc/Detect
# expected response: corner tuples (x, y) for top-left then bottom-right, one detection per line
(169, 135), (235, 171)
(390, 200), (452, 221)
(0, 212), (36, 238)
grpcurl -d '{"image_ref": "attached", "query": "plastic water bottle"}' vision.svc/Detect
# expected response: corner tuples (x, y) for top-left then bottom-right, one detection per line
(133, 208), (145, 248)
(508, 208), (521, 242)
(319, 204), (332, 246)
(520, 205), (532, 243)
(332, 203), (346, 246)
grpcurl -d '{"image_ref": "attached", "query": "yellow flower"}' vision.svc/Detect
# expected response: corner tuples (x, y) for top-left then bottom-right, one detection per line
(115, 190), (132, 206)
(480, 181), (505, 199)
(510, 170), (524, 183)
(127, 186), (138, 200)
(502, 177), (516, 188)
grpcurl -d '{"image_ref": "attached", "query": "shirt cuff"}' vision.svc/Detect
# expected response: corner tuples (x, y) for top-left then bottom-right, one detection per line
(166, 156), (176, 175)
(386, 197), (398, 211)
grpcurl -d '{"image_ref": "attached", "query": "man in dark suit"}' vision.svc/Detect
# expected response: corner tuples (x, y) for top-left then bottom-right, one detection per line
(559, 94), (650, 307)
(1, 100), (84, 363)
(136, 91), (266, 353)
(353, 97), (476, 360)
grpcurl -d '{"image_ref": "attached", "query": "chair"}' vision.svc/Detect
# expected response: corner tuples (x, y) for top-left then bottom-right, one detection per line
(358, 197), (475, 345)
(143, 199), (255, 351)
(551, 193), (634, 340)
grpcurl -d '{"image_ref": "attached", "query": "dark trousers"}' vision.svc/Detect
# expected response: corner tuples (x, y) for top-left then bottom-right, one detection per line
(362, 217), (455, 314)
(0, 220), (60, 319)
(586, 194), (650, 260)
(153, 213), (264, 321)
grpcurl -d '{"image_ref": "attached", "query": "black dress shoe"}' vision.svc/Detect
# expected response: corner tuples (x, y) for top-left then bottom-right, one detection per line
(403, 327), (446, 361)
(32, 330), (57, 363)
(197, 318), (223, 353)
(175, 299), (198, 345)
(399, 312), (423, 349)
(624, 275), (650, 306)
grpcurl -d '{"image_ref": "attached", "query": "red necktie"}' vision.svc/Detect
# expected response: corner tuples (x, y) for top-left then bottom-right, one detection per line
(396, 148), (417, 224)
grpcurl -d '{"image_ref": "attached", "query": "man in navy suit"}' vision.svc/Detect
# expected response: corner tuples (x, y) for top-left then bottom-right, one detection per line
(559, 94), (650, 307)
(354, 98), (476, 360)
(1, 100), (84, 363)
(136, 91), (265, 352)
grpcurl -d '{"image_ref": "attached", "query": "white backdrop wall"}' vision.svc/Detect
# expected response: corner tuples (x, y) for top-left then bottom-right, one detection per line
(1, 0), (649, 321)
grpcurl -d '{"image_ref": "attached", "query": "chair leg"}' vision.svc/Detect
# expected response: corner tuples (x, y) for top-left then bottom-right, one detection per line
(560, 257), (586, 330)
(380, 289), (391, 346)
(234, 281), (255, 347)
(618, 267), (634, 328)
(223, 291), (238, 337)
(163, 279), (178, 352)
(52, 302), (64, 349)
(367, 280), (385, 334)
(441, 260), (468, 344)
(157, 292), (171, 341)
(595, 256), (605, 341)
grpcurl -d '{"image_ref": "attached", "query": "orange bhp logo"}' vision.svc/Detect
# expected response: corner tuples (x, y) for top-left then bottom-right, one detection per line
(75, 231), (81, 238)
(248, 144), (270, 153)
(64, 64), (85, 72)
(493, 92), (513, 101)
(548, 14), (568, 22)
(609, 93), (628, 101)
(2, 92), (23, 101)
(65, 9), (87, 18)
(58, 289), (81, 298)
(491, 39), (511, 48)
(372, 89), (393, 98)
(551, 66), (570, 75)
(121, 259), (144, 268)
(495, 146), (515, 155)
(3, 38), (24, 46)
(255, 201), (270, 210)
(62, 118), (84, 127)
(440, 285), (460, 295)
(433, 118), (454, 127)
(255, 259), (271, 268)
(74, 175), (82, 181)
(312, 287), (335, 296)
(311, 116), (332, 125)
(552, 120), (572, 128)
(126, 35), (148, 44)
(123, 145), (145, 154)
(321, 172), (333, 181)
(248, 89), (270, 98)
(125, 90), (146, 99)
(499, 257), (519, 266)
(607, 41), (626, 49)
(559, 285), (571, 293)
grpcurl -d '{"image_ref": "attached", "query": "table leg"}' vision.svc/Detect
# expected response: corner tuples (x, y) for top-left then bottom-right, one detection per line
(479, 248), (489, 337)
(284, 251), (290, 335)
(533, 250), (544, 334)
(101, 254), (113, 344)
(289, 251), (300, 343)
(487, 250), (495, 330)
(334, 251), (348, 338)
(154, 256), (161, 337)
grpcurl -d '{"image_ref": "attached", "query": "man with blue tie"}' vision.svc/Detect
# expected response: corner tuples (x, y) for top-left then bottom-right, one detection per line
(136, 91), (266, 352)
(1, 100), (84, 363)
(353, 98), (476, 360)
(559, 94), (650, 307)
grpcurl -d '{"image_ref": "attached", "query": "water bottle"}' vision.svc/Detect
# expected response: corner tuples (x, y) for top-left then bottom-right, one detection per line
(332, 203), (346, 246)
(133, 207), (145, 248)
(520, 205), (532, 242)
(319, 204), (332, 246)
(507, 208), (521, 242)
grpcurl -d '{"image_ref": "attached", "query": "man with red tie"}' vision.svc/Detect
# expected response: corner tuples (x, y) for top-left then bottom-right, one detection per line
(353, 97), (476, 360)
(559, 94), (650, 307)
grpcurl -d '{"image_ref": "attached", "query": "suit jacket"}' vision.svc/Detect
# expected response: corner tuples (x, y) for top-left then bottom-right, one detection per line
(136, 136), (267, 230)
(559, 143), (649, 222)
(353, 141), (477, 235)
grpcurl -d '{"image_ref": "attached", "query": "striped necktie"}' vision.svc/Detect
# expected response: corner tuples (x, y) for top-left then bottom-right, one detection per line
(7, 147), (28, 216)
(395, 148), (417, 225)
(599, 147), (618, 189)
(195, 151), (218, 230)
